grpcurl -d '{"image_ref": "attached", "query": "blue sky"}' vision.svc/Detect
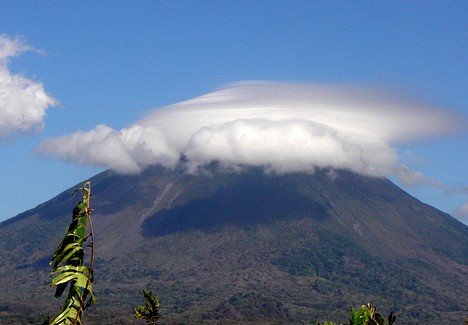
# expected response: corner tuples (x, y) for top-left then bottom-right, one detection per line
(0, 1), (467, 224)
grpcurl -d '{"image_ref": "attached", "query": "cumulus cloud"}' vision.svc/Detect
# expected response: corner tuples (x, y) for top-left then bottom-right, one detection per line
(0, 34), (57, 138)
(36, 81), (467, 178)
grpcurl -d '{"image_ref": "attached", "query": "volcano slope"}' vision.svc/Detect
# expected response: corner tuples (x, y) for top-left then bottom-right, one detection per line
(0, 166), (466, 324)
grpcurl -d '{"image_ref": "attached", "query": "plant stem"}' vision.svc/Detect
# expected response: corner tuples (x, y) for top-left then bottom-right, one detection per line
(72, 182), (94, 325)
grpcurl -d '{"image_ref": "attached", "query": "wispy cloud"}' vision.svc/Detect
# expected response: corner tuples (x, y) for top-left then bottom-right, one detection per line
(37, 81), (467, 178)
(0, 34), (57, 139)
(444, 184), (468, 196)
(453, 202), (468, 225)
(394, 165), (444, 189)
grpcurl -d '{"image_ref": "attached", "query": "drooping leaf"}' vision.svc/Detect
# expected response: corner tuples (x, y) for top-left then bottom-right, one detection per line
(50, 271), (90, 288)
(51, 243), (84, 269)
(45, 181), (95, 325)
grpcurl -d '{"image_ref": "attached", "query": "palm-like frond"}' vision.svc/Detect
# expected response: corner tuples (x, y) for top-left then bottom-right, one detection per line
(134, 289), (160, 324)
(46, 182), (95, 325)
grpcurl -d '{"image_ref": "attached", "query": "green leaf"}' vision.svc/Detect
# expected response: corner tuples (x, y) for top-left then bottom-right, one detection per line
(52, 243), (84, 268)
(52, 265), (89, 276)
(50, 300), (79, 324)
(51, 271), (89, 288)
(46, 181), (94, 325)
(134, 289), (160, 324)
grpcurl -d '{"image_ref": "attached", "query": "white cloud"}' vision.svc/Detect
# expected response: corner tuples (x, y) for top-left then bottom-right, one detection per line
(36, 81), (467, 178)
(38, 124), (179, 174)
(0, 34), (57, 138)
(184, 118), (397, 175)
(453, 202), (468, 225)
(395, 165), (444, 189)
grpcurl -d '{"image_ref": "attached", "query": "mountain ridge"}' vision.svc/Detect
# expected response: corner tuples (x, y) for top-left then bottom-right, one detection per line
(0, 166), (466, 324)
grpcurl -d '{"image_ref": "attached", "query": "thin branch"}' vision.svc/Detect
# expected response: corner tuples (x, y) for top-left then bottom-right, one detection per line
(72, 182), (94, 325)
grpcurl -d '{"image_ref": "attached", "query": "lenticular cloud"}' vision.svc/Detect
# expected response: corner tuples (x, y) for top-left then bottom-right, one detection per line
(0, 34), (57, 138)
(37, 81), (467, 177)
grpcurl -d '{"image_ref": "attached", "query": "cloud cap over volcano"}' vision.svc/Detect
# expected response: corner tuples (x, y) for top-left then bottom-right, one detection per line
(37, 81), (467, 178)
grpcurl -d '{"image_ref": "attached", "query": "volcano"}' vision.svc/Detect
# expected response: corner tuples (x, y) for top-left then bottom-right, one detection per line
(0, 166), (466, 324)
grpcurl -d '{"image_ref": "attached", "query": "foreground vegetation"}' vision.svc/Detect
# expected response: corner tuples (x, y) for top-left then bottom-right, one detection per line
(43, 182), (95, 325)
(133, 289), (160, 325)
(317, 303), (396, 325)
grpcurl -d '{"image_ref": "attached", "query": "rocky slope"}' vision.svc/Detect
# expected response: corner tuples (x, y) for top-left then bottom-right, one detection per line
(0, 166), (466, 324)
